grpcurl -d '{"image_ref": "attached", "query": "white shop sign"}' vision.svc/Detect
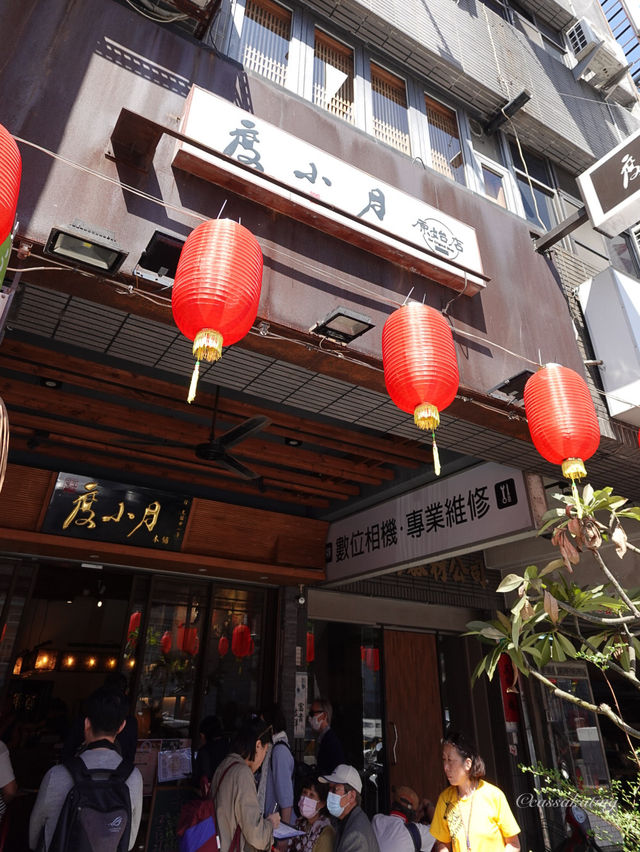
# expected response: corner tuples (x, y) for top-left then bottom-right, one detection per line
(326, 463), (534, 583)
(175, 86), (485, 292)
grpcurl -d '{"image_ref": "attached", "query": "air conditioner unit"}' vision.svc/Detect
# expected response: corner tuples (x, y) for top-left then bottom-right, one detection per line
(566, 18), (628, 88)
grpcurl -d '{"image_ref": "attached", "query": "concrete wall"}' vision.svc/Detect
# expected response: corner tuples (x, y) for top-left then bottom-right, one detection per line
(1, 0), (588, 401)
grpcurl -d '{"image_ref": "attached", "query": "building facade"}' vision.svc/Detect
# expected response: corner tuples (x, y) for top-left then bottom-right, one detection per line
(1, 0), (640, 848)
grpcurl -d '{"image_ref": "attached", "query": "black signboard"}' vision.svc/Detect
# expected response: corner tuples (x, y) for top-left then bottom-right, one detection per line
(42, 473), (191, 551)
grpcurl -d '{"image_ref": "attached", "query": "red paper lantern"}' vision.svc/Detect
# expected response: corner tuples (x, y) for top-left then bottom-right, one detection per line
(161, 631), (172, 655)
(361, 647), (380, 672)
(0, 124), (21, 243)
(218, 635), (229, 658)
(382, 303), (459, 475)
(128, 611), (141, 636)
(177, 623), (199, 656)
(172, 219), (263, 402)
(523, 363), (599, 483)
(232, 623), (253, 659)
(306, 632), (315, 664)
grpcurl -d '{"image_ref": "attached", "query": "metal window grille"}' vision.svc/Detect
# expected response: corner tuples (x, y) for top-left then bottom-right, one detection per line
(240, 0), (291, 86)
(313, 30), (355, 123)
(370, 63), (411, 155)
(425, 95), (465, 184)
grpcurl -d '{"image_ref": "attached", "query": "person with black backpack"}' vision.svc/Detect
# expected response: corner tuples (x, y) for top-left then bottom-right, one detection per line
(28, 686), (143, 852)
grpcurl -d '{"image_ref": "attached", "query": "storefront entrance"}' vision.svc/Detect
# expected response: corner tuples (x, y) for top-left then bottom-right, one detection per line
(0, 556), (277, 850)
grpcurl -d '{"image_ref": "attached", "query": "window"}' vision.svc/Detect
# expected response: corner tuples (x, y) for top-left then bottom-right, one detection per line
(509, 141), (557, 230)
(425, 95), (465, 185)
(370, 63), (411, 155)
(481, 164), (507, 207)
(313, 30), (355, 124)
(239, 0), (291, 86)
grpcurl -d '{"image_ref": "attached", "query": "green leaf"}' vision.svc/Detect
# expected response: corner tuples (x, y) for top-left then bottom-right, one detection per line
(555, 633), (577, 658)
(551, 637), (566, 662)
(617, 507), (640, 523)
(497, 573), (525, 593)
(582, 483), (594, 504)
(495, 610), (512, 631)
(540, 507), (566, 523)
(539, 559), (564, 578)
(486, 647), (502, 680)
(524, 565), (538, 581)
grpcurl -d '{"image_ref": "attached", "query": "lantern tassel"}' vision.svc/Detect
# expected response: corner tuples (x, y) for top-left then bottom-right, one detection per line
(432, 432), (441, 476)
(187, 361), (201, 404)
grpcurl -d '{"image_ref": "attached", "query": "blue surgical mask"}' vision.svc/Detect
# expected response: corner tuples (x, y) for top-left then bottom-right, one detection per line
(327, 792), (345, 818)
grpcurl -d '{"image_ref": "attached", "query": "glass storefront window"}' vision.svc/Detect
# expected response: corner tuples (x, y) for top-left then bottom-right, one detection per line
(201, 587), (266, 730)
(135, 579), (206, 739)
(542, 663), (609, 788)
(306, 621), (385, 815)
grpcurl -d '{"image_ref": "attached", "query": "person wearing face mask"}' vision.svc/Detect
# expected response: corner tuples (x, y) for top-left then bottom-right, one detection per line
(308, 698), (345, 776)
(289, 775), (335, 852)
(319, 764), (380, 852)
(211, 717), (280, 852)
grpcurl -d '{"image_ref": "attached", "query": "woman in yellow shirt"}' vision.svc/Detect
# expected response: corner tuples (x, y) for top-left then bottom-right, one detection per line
(431, 731), (520, 852)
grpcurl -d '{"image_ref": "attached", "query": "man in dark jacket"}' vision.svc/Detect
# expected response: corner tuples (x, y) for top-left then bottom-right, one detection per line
(308, 698), (345, 775)
(320, 764), (380, 852)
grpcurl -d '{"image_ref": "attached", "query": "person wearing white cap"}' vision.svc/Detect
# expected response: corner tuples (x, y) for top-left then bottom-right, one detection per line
(319, 764), (380, 852)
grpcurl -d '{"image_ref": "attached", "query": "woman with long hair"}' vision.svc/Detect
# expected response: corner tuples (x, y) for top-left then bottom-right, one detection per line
(431, 730), (520, 852)
(290, 775), (335, 852)
(211, 717), (280, 851)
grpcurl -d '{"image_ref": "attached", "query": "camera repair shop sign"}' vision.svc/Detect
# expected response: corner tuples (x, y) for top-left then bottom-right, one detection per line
(325, 462), (534, 584)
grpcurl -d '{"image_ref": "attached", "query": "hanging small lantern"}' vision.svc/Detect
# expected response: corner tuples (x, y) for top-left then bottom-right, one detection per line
(306, 631), (315, 665)
(177, 623), (199, 656)
(160, 631), (172, 656)
(232, 623), (253, 659)
(172, 219), (263, 403)
(524, 363), (600, 514)
(382, 303), (459, 475)
(218, 635), (230, 658)
(0, 123), (21, 243)
(128, 611), (141, 638)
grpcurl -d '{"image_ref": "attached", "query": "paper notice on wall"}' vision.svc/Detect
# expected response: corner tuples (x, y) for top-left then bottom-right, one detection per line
(157, 746), (192, 783)
(294, 672), (308, 738)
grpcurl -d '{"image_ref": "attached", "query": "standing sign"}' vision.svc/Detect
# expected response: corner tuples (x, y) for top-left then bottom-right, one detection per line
(577, 127), (640, 237)
(326, 462), (534, 583)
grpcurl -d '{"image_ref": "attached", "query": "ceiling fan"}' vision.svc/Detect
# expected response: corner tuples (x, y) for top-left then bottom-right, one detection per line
(192, 388), (271, 480)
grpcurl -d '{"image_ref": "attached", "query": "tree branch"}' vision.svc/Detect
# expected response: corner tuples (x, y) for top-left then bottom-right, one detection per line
(529, 669), (640, 739)
(555, 597), (640, 626)
(589, 546), (640, 618)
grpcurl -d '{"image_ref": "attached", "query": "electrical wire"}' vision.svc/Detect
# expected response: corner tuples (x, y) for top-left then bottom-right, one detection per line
(12, 136), (209, 225)
(9, 129), (640, 419)
(122, 0), (189, 23)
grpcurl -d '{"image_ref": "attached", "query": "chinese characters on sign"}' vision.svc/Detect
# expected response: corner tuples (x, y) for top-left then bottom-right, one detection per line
(326, 463), (532, 583)
(577, 127), (640, 238)
(294, 672), (308, 738)
(175, 86), (485, 292)
(42, 473), (191, 551)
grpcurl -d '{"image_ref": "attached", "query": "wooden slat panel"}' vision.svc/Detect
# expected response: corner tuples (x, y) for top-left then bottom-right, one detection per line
(183, 498), (327, 568)
(0, 465), (55, 530)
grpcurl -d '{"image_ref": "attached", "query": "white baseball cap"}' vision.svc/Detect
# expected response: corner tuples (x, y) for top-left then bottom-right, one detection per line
(319, 764), (362, 794)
